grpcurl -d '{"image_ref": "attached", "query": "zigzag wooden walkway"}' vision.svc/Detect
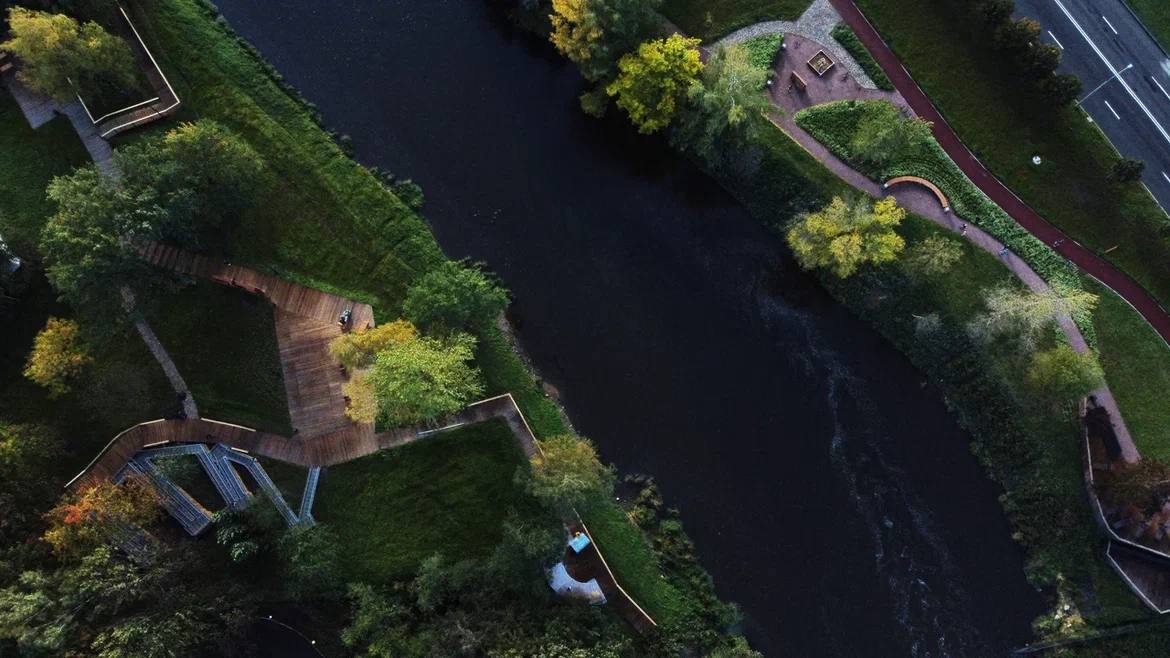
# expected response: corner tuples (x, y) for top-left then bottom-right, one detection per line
(140, 243), (375, 329)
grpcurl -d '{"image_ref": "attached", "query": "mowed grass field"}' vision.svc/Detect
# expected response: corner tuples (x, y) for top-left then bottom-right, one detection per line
(1126, 0), (1170, 53)
(146, 282), (292, 434)
(313, 420), (543, 582)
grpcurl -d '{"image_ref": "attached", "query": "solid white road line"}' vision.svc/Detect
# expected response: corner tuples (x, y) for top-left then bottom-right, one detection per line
(1102, 15), (1119, 35)
(1056, 0), (1170, 145)
(1163, 171), (1170, 184)
(1048, 30), (1065, 49)
(1154, 77), (1170, 102)
(1104, 99), (1121, 119)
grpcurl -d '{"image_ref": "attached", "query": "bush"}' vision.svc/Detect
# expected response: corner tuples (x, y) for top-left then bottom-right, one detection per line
(830, 23), (894, 91)
(1110, 158), (1146, 183)
(403, 261), (508, 335)
(741, 33), (783, 71)
(23, 317), (91, 398)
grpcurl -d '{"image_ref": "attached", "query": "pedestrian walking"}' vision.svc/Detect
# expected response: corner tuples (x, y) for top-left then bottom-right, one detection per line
(1053, 238), (1065, 247)
(998, 246), (1009, 257)
(960, 223), (968, 236)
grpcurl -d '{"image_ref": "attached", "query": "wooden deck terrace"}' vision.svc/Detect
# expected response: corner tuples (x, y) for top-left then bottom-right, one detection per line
(140, 243), (375, 330)
(275, 310), (355, 438)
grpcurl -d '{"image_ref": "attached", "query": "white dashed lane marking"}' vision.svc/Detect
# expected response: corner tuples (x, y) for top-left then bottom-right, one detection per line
(1104, 100), (1121, 119)
(1102, 15), (1118, 35)
(1154, 77), (1170, 102)
(1047, 30), (1065, 49)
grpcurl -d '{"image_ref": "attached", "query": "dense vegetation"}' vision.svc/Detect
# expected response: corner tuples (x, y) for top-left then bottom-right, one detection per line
(660, 0), (812, 40)
(829, 23), (892, 91)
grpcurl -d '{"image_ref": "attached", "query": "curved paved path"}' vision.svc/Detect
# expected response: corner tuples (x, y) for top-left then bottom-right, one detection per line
(828, 0), (1170, 348)
(765, 34), (1139, 461)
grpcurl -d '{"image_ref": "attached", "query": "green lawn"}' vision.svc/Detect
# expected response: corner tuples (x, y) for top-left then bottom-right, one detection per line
(1091, 280), (1170, 461)
(126, 0), (444, 314)
(853, 0), (1170, 311)
(0, 93), (90, 254)
(313, 420), (541, 582)
(1127, 0), (1170, 53)
(661, 0), (812, 41)
(145, 281), (291, 434)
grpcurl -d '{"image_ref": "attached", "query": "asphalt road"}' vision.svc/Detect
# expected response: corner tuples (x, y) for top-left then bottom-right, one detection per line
(1013, 0), (1170, 211)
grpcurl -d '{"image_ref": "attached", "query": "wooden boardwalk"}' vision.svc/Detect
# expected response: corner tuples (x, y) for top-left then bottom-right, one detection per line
(140, 243), (375, 329)
(274, 310), (354, 437)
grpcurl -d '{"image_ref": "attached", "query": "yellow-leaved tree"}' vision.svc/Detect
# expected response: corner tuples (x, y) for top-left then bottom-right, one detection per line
(328, 319), (417, 370)
(549, 0), (660, 82)
(1, 8), (136, 101)
(786, 196), (906, 278)
(23, 317), (91, 398)
(606, 34), (702, 134)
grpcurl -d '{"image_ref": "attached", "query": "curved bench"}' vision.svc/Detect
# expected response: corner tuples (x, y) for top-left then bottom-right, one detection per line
(884, 176), (951, 213)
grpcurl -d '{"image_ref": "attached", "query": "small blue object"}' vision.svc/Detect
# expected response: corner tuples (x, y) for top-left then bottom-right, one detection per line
(569, 533), (591, 553)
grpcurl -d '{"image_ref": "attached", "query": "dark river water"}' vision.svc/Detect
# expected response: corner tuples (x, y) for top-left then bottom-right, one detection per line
(216, 1), (1044, 654)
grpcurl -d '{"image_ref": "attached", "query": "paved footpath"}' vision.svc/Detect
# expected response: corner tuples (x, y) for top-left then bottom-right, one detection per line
(828, 0), (1170, 348)
(765, 30), (1139, 461)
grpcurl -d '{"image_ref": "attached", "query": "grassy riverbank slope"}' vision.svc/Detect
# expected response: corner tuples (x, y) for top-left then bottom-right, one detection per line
(120, 0), (713, 634)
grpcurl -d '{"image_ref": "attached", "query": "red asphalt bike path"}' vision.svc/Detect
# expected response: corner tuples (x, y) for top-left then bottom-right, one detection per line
(828, 0), (1170, 346)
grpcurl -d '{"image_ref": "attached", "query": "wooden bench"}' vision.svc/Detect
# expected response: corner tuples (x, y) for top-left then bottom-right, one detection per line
(790, 71), (807, 92)
(883, 176), (951, 213)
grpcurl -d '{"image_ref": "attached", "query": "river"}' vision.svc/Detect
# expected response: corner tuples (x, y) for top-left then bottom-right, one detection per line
(215, 1), (1044, 655)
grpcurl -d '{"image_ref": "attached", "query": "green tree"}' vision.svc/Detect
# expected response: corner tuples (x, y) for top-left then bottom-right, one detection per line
(341, 583), (416, 658)
(1038, 73), (1082, 107)
(485, 513), (564, 593)
(967, 283), (1098, 350)
(903, 234), (963, 278)
(41, 121), (264, 312)
(673, 44), (770, 168)
(367, 333), (484, 426)
(1, 8), (135, 101)
(786, 196), (906, 278)
(279, 524), (343, 601)
(329, 319), (418, 369)
(40, 165), (158, 312)
(1110, 157), (1146, 183)
(527, 434), (615, 512)
(606, 34), (703, 134)
(976, 0), (1015, 26)
(403, 261), (509, 334)
(23, 317), (91, 398)
(850, 102), (933, 170)
(117, 120), (265, 236)
(0, 423), (63, 547)
(548, 0), (661, 82)
(1026, 344), (1104, 403)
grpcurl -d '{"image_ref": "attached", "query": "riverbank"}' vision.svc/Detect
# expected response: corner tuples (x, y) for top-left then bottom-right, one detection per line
(511, 0), (1169, 648)
(109, 0), (747, 651)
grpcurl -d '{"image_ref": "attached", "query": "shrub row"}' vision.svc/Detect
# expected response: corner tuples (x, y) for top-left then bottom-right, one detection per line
(829, 23), (894, 91)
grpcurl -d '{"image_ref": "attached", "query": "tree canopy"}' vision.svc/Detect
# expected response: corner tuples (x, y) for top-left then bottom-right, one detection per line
(329, 319), (418, 369)
(1026, 344), (1104, 403)
(786, 196), (906, 277)
(903, 234), (964, 278)
(607, 34), (703, 134)
(850, 101), (933, 169)
(967, 283), (1098, 350)
(673, 44), (770, 168)
(40, 120), (263, 313)
(23, 317), (90, 398)
(42, 477), (159, 558)
(2, 8), (136, 102)
(549, 0), (661, 82)
(366, 333), (484, 426)
(528, 434), (615, 512)
(403, 261), (509, 335)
